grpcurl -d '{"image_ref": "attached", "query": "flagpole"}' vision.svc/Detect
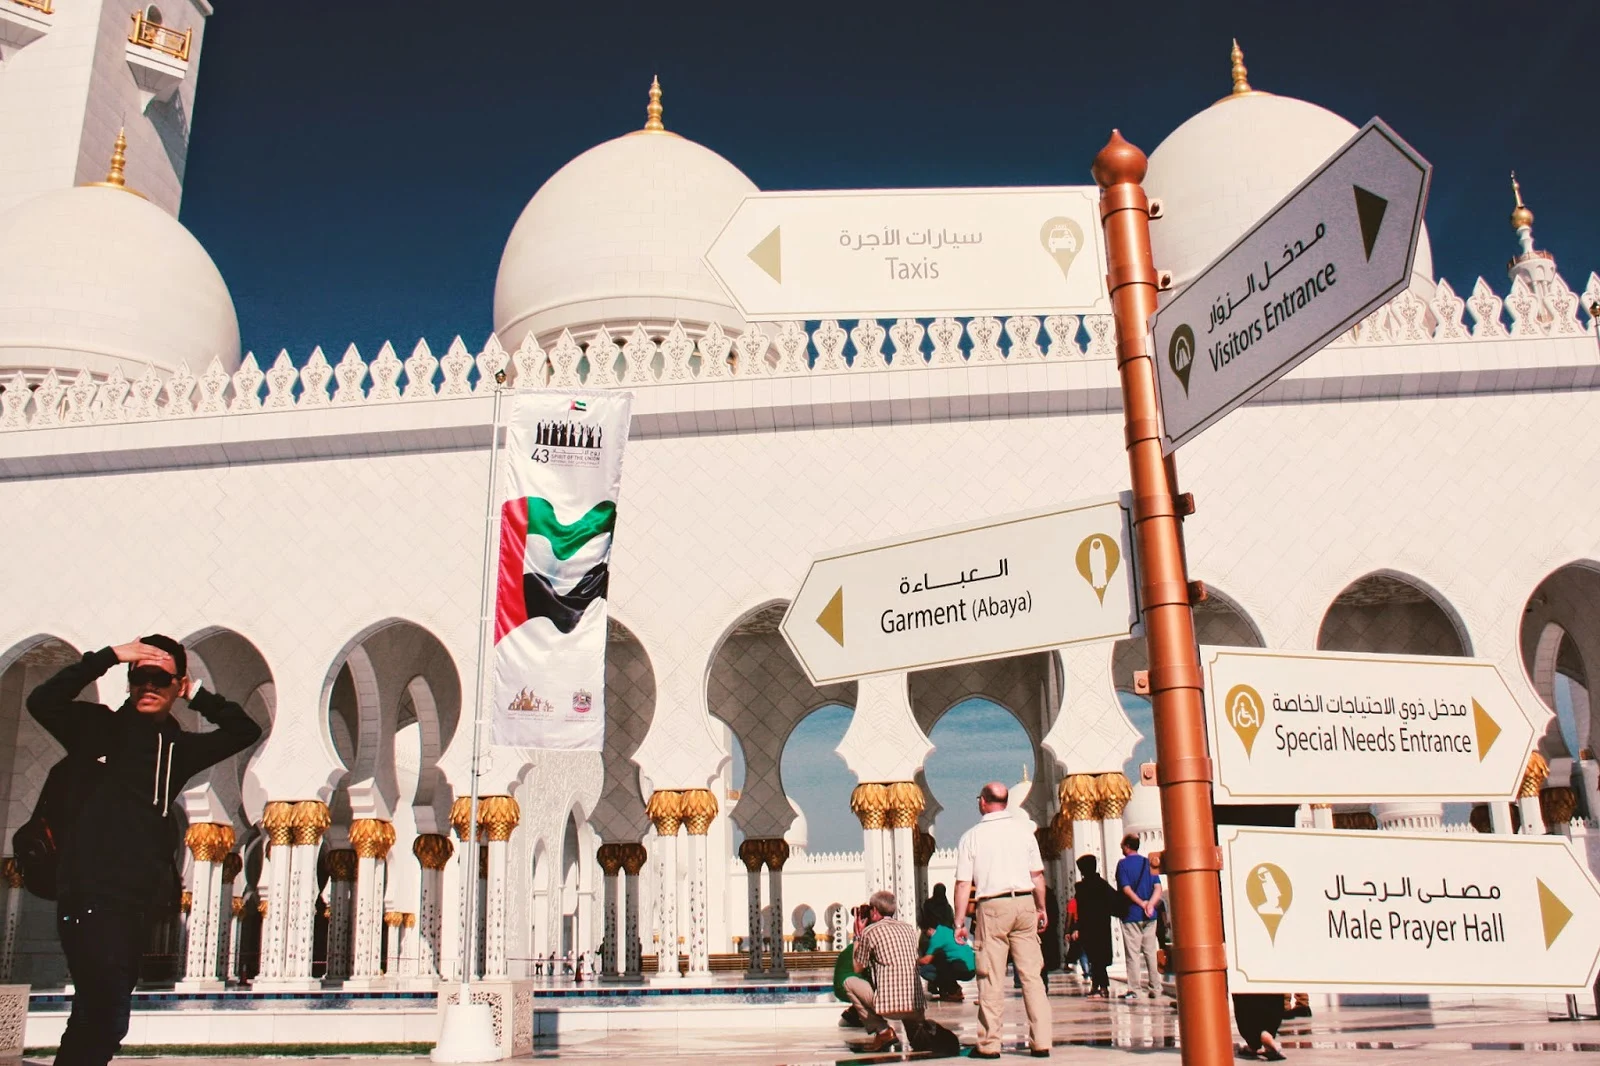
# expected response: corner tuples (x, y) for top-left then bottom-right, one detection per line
(433, 370), (508, 1064)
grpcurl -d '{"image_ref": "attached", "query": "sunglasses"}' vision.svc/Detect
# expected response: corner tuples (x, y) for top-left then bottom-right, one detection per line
(128, 666), (178, 688)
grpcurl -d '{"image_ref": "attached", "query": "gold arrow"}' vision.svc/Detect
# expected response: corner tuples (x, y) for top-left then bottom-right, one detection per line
(1537, 878), (1573, 948)
(1472, 698), (1501, 762)
(816, 586), (845, 648)
(748, 225), (782, 283)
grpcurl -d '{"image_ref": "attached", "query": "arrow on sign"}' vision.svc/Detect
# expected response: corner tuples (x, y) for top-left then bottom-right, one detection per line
(1539, 878), (1574, 948)
(1353, 185), (1388, 260)
(1473, 698), (1500, 761)
(749, 225), (782, 283)
(816, 586), (844, 647)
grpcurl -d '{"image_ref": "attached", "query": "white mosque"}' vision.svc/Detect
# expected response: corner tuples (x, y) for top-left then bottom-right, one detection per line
(1, 0), (1599, 1049)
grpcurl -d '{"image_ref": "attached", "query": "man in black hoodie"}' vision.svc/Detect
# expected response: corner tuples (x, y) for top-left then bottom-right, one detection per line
(27, 635), (263, 1066)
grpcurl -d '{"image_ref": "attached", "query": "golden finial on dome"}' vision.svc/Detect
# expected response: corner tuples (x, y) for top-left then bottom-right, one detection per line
(644, 75), (665, 132)
(1510, 171), (1534, 230)
(83, 127), (146, 198)
(1216, 39), (1268, 104)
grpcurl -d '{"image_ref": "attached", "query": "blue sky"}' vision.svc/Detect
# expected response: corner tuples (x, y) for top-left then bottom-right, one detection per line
(177, 1), (1597, 360)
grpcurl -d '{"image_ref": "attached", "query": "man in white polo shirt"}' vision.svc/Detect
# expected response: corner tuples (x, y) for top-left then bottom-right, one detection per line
(952, 781), (1051, 1058)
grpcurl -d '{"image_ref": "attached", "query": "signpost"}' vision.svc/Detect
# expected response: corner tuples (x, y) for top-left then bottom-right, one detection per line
(779, 498), (1136, 686)
(1149, 118), (1431, 453)
(1201, 646), (1541, 803)
(1222, 826), (1600, 994)
(705, 187), (1110, 321)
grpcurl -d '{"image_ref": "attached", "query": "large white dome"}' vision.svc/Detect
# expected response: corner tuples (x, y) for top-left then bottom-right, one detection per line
(493, 128), (757, 348)
(0, 184), (240, 383)
(1146, 92), (1433, 295)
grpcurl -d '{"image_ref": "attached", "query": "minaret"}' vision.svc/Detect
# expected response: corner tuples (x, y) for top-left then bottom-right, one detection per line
(1506, 173), (1559, 315)
(0, 0), (212, 217)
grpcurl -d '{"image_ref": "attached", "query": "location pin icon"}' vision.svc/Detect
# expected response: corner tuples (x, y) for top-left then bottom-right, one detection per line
(1226, 683), (1265, 757)
(1075, 534), (1121, 605)
(1245, 863), (1293, 944)
(1040, 217), (1085, 282)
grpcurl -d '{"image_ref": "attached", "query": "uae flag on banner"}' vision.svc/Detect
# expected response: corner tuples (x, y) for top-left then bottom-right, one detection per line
(492, 390), (632, 749)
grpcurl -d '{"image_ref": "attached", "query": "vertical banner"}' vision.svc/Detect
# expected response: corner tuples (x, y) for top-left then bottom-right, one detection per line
(492, 390), (632, 749)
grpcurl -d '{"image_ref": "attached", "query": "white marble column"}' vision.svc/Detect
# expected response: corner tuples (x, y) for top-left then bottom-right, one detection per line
(323, 850), (357, 981)
(765, 845), (789, 978)
(621, 844), (646, 981)
(680, 788), (718, 980)
(255, 802), (296, 981)
(217, 851), (241, 981)
(0, 858), (23, 981)
(1097, 771), (1133, 866)
(646, 791), (682, 982)
(384, 911), (402, 973)
(348, 818), (396, 985)
(179, 822), (234, 989)
(1521, 754), (1551, 835)
(412, 834), (452, 978)
(227, 897), (244, 981)
(475, 796), (520, 979)
(885, 781), (924, 911)
(597, 845), (622, 978)
(738, 842), (764, 976)
(851, 783), (890, 895)
(283, 801), (330, 983)
(1310, 804), (1334, 830)
(1061, 775), (1103, 875)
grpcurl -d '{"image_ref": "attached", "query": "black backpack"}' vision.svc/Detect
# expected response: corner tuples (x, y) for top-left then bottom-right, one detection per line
(903, 1018), (962, 1058)
(12, 754), (102, 900)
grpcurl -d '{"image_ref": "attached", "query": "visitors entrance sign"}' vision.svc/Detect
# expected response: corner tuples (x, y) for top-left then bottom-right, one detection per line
(1149, 118), (1431, 453)
(1201, 646), (1540, 803)
(780, 498), (1136, 685)
(704, 187), (1111, 321)
(1222, 827), (1600, 994)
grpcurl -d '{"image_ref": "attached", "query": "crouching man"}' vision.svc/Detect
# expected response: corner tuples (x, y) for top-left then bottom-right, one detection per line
(843, 890), (925, 1052)
(27, 636), (263, 1066)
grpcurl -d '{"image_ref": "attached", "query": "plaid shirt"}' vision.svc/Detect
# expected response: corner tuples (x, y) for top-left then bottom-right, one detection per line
(854, 917), (925, 1015)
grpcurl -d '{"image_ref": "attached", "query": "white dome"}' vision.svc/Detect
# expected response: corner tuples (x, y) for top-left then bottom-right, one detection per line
(0, 185), (240, 382)
(1122, 782), (1162, 834)
(1146, 93), (1432, 296)
(494, 130), (756, 348)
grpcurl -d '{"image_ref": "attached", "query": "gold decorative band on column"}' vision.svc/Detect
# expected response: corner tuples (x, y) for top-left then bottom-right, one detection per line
(448, 797), (482, 842)
(736, 838), (766, 872)
(1332, 810), (1378, 831)
(1309, 803), (1333, 810)
(619, 842), (648, 876)
(222, 852), (243, 883)
(646, 789), (684, 836)
(0, 856), (22, 890)
(1050, 809), (1074, 851)
(185, 822), (236, 863)
(289, 800), (332, 846)
(261, 800), (296, 846)
(478, 795), (521, 841)
(180, 890), (192, 914)
(402, 912), (416, 928)
(1095, 772), (1133, 819)
(1034, 825), (1062, 862)
(413, 833), (455, 870)
(256, 899), (269, 917)
(232, 896), (246, 918)
(762, 838), (790, 870)
(596, 842), (626, 875)
(1520, 751), (1550, 798)
(884, 781), (925, 830)
(384, 909), (405, 928)
(850, 783), (890, 830)
(349, 818), (397, 860)
(913, 827), (937, 867)
(679, 788), (719, 835)
(325, 848), (358, 883)
(1060, 775), (1100, 821)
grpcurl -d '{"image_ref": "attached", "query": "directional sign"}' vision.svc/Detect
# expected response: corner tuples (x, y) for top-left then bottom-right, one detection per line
(1150, 118), (1431, 453)
(1222, 827), (1600, 994)
(780, 498), (1136, 686)
(705, 187), (1111, 322)
(1202, 646), (1541, 803)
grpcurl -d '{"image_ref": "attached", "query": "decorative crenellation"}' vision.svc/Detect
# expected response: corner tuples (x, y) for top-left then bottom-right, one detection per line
(646, 789), (684, 836)
(850, 782), (890, 830)
(185, 822), (236, 862)
(1520, 752), (1551, 798)
(678, 788), (719, 836)
(6, 268), (1591, 434)
(413, 833), (454, 870)
(1061, 775), (1100, 821)
(348, 818), (397, 860)
(289, 800), (331, 846)
(1095, 772), (1134, 819)
(884, 781), (925, 830)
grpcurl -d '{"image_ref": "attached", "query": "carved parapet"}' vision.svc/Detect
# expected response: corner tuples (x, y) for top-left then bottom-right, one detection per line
(413, 833), (454, 870)
(1540, 786), (1578, 827)
(261, 800), (296, 846)
(325, 849), (358, 882)
(1095, 773), (1133, 819)
(478, 795), (520, 842)
(646, 789), (684, 836)
(1061, 775), (1100, 821)
(1520, 752), (1551, 798)
(884, 781), (925, 830)
(349, 818), (397, 860)
(850, 783), (890, 830)
(185, 822), (236, 862)
(1035, 825), (1061, 862)
(1, 857), (22, 890)
(913, 827), (936, 867)
(289, 800), (331, 846)
(619, 842), (648, 876)
(222, 852), (243, 883)
(679, 788), (719, 836)
(596, 843), (626, 876)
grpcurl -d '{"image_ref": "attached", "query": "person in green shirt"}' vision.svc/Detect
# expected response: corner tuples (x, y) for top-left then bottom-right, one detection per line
(834, 904), (873, 1027)
(919, 920), (976, 1001)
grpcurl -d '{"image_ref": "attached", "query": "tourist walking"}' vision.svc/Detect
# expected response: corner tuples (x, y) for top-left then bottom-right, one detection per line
(1114, 834), (1164, 1000)
(843, 890), (926, 1052)
(1070, 854), (1115, 997)
(951, 782), (1052, 1058)
(27, 637), (263, 1066)
(1233, 992), (1288, 1060)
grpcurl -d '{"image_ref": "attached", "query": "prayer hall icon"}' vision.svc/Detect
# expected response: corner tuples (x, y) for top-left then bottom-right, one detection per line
(1075, 533), (1120, 605)
(1245, 863), (1293, 943)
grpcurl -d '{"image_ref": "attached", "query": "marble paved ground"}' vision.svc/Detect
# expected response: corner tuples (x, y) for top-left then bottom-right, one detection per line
(17, 990), (1600, 1064)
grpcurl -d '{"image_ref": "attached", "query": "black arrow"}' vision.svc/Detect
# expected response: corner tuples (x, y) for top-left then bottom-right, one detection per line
(1353, 185), (1388, 262)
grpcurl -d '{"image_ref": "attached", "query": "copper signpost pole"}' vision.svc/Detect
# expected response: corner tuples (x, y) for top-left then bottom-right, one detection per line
(1093, 130), (1232, 1064)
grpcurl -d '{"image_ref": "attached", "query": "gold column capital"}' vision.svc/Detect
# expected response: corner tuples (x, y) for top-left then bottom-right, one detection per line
(289, 800), (331, 846)
(646, 789), (684, 836)
(1520, 752), (1551, 798)
(349, 818), (396, 860)
(619, 842), (649, 876)
(261, 800), (296, 845)
(478, 795), (521, 841)
(1095, 772), (1134, 819)
(325, 848), (358, 882)
(1, 857), (23, 890)
(1060, 775), (1100, 821)
(185, 822), (236, 862)
(680, 788), (719, 836)
(885, 781), (925, 829)
(413, 833), (455, 870)
(850, 782), (890, 830)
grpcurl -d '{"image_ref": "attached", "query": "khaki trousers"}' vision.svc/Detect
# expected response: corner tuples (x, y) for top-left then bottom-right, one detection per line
(975, 895), (1051, 1053)
(1120, 919), (1161, 997)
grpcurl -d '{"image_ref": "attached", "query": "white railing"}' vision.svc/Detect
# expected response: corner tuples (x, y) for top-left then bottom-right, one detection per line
(1, 270), (1596, 434)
